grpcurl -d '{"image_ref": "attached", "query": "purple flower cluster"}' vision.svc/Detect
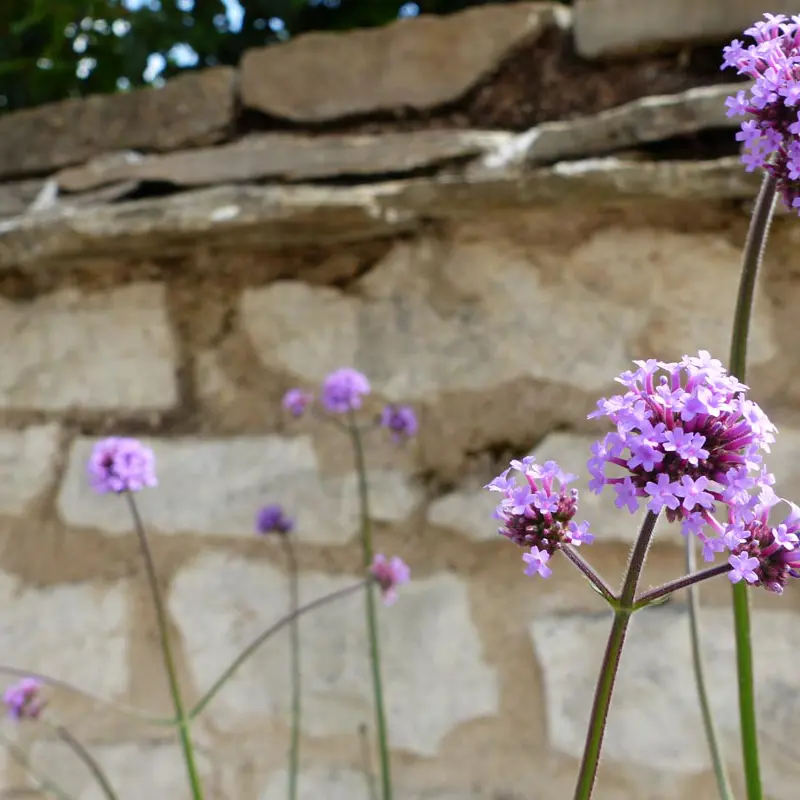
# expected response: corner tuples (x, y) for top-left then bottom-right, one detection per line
(255, 504), (294, 535)
(370, 554), (411, 606)
(588, 352), (777, 560)
(282, 367), (418, 441)
(485, 456), (593, 578)
(88, 437), (157, 494)
(4, 677), (44, 722)
(723, 13), (800, 211)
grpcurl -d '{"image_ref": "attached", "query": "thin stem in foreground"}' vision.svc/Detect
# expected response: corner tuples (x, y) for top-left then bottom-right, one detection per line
(124, 493), (205, 800)
(573, 511), (660, 800)
(727, 171), (776, 800)
(189, 580), (369, 720)
(282, 536), (302, 800)
(633, 563), (732, 609)
(561, 545), (617, 604)
(349, 416), (393, 800)
(50, 723), (119, 800)
(684, 538), (735, 800)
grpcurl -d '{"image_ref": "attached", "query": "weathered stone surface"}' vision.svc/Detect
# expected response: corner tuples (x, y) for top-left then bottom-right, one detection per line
(0, 568), (129, 697)
(56, 131), (512, 193)
(531, 606), (800, 795)
(241, 226), (775, 403)
(170, 554), (499, 754)
(258, 767), (484, 800)
(574, 0), (794, 59)
(0, 67), (236, 180)
(0, 179), (45, 218)
(0, 424), (61, 515)
(241, 3), (569, 121)
(0, 157), (762, 269)
(28, 741), (214, 800)
(57, 435), (418, 543)
(0, 283), (177, 412)
(428, 432), (681, 545)
(478, 84), (745, 169)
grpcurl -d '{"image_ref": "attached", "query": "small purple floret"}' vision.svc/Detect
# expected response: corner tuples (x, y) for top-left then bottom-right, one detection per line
(282, 389), (313, 418)
(370, 554), (411, 606)
(321, 368), (371, 414)
(380, 404), (418, 442)
(88, 437), (157, 494)
(255, 504), (294, 535)
(4, 678), (44, 722)
(722, 14), (800, 212)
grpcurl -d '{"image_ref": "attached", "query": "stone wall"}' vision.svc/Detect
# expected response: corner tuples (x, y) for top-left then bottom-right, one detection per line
(0, 2), (799, 799)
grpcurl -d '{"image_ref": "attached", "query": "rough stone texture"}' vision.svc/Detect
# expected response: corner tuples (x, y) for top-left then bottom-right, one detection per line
(531, 607), (800, 796)
(55, 131), (512, 192)
(28, 741), (215, 800)
(0, 283), (177, 412)
(169, 553), (499, 754)
(241, 225), (776, 403)
(57, 435), (419, 543)
(240, 3), (569, 122)
(0, 179), (46, 218)
(257, 767), (484, 800)
(0, 67), (236, 180)
(0, 424), (62, 515)
(0, 569), (129, 697)
(479, 83), (744, 169)
(0, 157), (765, 269)
(574, 0), (796, 59)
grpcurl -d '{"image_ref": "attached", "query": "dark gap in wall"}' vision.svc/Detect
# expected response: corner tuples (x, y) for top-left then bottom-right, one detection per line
(631, 128), (742, 161)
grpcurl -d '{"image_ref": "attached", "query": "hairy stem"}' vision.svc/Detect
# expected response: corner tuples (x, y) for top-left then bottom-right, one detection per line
(573, 511), (659, 800)
(282, 536), (302, 800)
(349, 416), (393, 800)
(561, 545), (617, 604)
(125, 493), (204, 800)
(727, 171), (776, 800)
(633, 563), (731, 609)
(189, 580), (369, 719)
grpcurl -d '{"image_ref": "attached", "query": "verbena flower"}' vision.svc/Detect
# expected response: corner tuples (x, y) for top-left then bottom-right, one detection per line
(321, 368), (371, 414)
(370, 554), (410, 606)
(722, 13), (800, 211)
(282, 389), (313, 418)
(88, 437), (157, 494)
(380, 404), (417, 442)
(485, 455), (593, 577)
(255, 504), (294, 535)
(724, 489), (800, 593)
(588, 352), (776, 557)
(4, 678), (44, 721)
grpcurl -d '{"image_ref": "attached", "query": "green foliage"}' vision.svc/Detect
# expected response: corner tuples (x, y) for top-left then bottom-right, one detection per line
(0, 0), (534, 112)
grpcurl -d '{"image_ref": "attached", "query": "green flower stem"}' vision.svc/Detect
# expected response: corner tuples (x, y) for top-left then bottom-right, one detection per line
(49, 723), (119, 800)
(0, 665), (175, 726)
(573, 511), (659, 800)
(281, 535), (302, 800)
(685, 538), (735, 800)
(728, 170), (777, 800)
(349, 416), (393, 800)
(124, 493), (205, 800)
(633, 563), (732, 610)
(189, 580), (369, 720)
(561, 545), (617, 604)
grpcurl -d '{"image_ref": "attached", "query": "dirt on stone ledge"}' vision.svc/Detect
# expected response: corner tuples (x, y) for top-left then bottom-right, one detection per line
(241, 27), (747, 135)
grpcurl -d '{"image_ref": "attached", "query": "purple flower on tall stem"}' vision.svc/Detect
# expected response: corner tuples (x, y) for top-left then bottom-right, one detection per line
(485, 455), (593, 577)
(255, 504), (294, 536)
(380, 404), (417, 442)
(722, 13), (800, 211)
(370, 554), (410, 606)
(321, 368), (371, 414)
(4, 678), (44, 721)
(88, 437), (157, 494)
(588, 352), (776, 556)
(282, 389), (313, 418)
